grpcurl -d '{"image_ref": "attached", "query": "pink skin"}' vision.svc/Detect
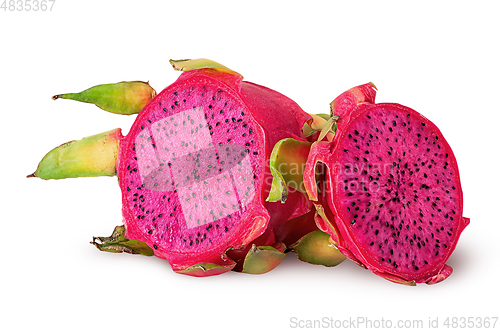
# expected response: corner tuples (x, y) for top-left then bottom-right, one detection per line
(117, 68), (311, 275)
(330, 82), (377, 121)
(305, 84), (469, 285)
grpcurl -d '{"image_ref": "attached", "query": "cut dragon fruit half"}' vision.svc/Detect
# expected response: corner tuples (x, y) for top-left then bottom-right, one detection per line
(30, 59), (313, 276)
(303, 83), (469, 285)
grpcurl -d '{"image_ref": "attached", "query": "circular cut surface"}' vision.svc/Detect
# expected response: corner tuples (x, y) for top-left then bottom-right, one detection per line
(119, 80), (264, 256)
(333, 104), (462, 279)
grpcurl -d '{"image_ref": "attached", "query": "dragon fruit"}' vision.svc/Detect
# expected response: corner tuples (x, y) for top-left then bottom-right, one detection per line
(302, 83), (469, 285)
(29, 59), (316, 276)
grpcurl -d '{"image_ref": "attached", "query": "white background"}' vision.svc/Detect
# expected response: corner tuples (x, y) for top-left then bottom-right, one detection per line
(2, 1), (499, 331)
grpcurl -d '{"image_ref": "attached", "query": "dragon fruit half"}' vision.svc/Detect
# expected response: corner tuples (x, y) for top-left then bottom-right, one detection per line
(302, 83), (469, 285)
(29, 59), (343, 276)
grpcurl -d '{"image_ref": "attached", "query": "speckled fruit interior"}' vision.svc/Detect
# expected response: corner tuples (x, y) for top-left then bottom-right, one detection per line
(332, 103), (463, 279)
(118, 80), (265, 256)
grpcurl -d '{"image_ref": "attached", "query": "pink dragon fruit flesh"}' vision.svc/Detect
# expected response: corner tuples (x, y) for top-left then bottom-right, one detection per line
(29, 59), (314, 276)
(303, 83), (469, 285)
